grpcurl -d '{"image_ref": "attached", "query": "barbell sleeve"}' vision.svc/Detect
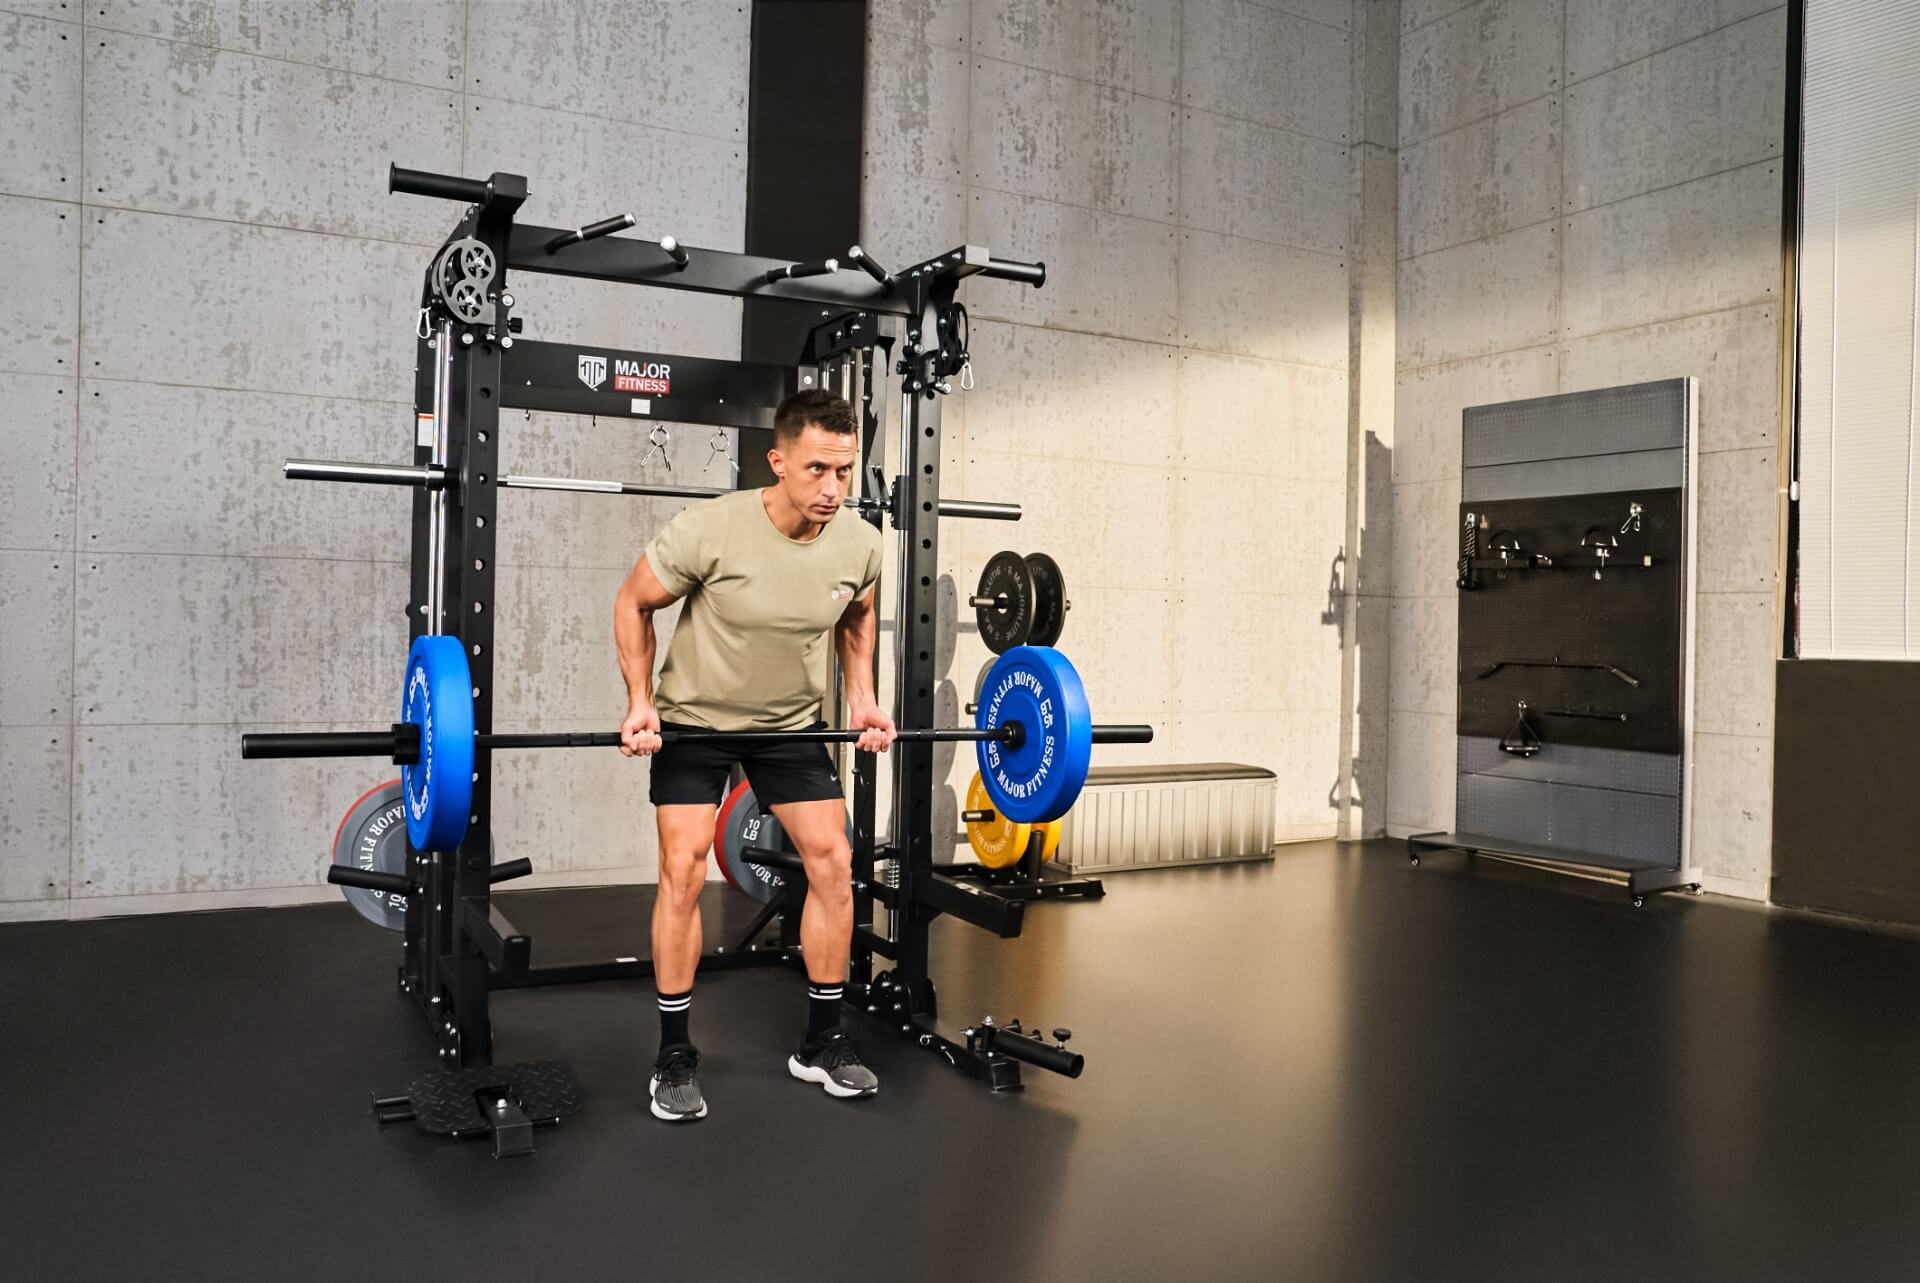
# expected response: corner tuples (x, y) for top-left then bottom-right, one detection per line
(1089, 725), (1154, 743)
(938, 499), (1021, 521)
(962, 809), (995, 823)
(241, 728), (416, 760)
(544, 213), (637, 254)
(327, 866), (414, 896)
(286, 459), (446, 488)
(988, 1029), (1083, 1078)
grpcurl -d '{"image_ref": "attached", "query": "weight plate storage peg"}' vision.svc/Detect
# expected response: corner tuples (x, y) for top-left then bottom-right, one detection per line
(715, 782), (854, 905)
(331, 780), (493, 930)
(1024, 552), (1068, 647)
(965, 771), (1034, 869)
(332, 780), (410, 929)
(974, 645), (1095, 824)
(401, 635), (475, 851)
(974, 550), (1036, 654)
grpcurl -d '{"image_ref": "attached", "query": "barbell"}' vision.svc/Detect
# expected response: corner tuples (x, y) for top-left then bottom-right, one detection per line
(242, 640), (1151, 851)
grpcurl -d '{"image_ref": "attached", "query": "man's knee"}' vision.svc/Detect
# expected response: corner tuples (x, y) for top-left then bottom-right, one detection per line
(797, 835), (853, 899)
(658, 848), (709, 906)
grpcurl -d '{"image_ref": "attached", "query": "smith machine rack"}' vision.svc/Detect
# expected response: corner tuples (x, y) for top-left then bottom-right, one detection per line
(275, 165), (1118, 1153)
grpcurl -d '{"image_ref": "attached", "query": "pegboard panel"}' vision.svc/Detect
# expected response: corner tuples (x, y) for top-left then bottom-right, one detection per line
(1463, 379), (1688, 470)
(1456, 489), (1683, 754)
(1456, 737), (1682, 796)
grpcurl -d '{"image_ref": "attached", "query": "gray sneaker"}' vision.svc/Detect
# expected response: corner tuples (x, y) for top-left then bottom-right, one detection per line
(788, 1030), (879, 1098)
(650, 1045), (708, 1122)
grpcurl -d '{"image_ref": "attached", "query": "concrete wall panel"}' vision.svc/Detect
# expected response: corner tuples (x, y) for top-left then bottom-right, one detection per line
(0, 551), (73, 723)
(1400, 0), (1559, 145)
(1398, 93), (1557, 257)
(82, 210), (420, 399)
(1693, 446), (1778, 595)
(866, 29), (970, 183)
(1183, 0), (1350, 142)
(962, 321), (1178, 465)
(1687, 730), (1772, 883)
(861, 174), (968, 262)
(1177, 350), (1347, 482)
(1173, 471), (1344, 599)
(869, 0), (969, 50)
(1182, 108), (1350, 256)
(1179, 229), (1348, 367)
(970, 57), (1178, 219)
(1560, 162), (1781, 338)
(1693, 592), (1775, 737)
(973, 0), (1181, 101)
(1563, 9), (1786, 212)
(1386, 707), (1453, 832)
(94, 0), (463, 87)
(0, 194), (78, 376)
(0, 12), (80, 201)
(963, 448), (1178, 592)
(0, 729), (69, 902)
(1390, 477), (1459, 599)
(1397, 220), (1557, 367)
(464, 0), (749, 141)
(967, 188), (1179, 342)
(85, 34), (461, 243)
(78, 380), (411, 560)
(74, 554), (407, 725)
(0, 372), (76, 549)
(1565, 0), (1783, 85)
(1388, 593), (1455, 715)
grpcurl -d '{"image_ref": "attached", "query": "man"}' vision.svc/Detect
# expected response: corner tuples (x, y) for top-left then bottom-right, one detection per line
(613, 388), (894, 1122)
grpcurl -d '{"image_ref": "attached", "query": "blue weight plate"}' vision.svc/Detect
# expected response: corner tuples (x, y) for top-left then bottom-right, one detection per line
(401, 635), (475, 851)
(973, 645), (1093, 824)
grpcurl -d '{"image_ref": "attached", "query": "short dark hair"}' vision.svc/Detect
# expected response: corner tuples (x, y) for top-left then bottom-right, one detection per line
(773, 388), (856, 446)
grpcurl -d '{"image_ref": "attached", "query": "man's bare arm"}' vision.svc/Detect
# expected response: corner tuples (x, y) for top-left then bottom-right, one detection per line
(614, 555), (680, 755)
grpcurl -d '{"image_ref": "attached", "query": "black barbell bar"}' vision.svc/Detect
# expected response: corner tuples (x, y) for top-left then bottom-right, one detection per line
(241, 722), (1154, 763)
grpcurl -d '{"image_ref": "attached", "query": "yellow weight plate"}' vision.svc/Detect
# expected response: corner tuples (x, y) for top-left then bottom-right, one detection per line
(966, 771), (1032, 869)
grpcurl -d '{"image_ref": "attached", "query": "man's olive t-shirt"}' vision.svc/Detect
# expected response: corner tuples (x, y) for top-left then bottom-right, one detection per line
(645, 489), (883, 732)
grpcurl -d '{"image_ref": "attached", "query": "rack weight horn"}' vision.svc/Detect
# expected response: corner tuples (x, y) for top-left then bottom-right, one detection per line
(243, 640), (1150, 854)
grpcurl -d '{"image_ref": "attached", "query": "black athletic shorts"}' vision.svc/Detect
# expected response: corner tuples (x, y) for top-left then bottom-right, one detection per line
(648, 721), (844, 808)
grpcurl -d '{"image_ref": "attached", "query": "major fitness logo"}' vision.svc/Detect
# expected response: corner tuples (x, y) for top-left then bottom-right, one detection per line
(613, 358), (671, 395)
(577, 353), (670, 395)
